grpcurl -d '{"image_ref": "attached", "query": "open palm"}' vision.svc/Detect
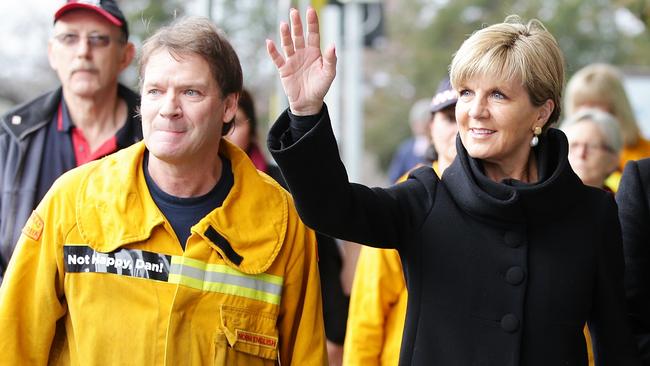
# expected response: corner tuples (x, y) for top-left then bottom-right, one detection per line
(267, 8), (337, 116)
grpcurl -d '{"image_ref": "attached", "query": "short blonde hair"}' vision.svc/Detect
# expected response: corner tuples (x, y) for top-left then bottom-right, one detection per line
(449, 15), (565, 127)
(564, 63), (640, 146)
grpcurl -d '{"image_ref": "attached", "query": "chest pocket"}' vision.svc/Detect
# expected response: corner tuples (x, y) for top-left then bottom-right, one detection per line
(214, 304), (279, 365)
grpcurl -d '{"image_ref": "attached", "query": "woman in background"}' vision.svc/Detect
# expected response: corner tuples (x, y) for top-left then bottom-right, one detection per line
(226, 89), (284, 182)
(561, 108), (623, 191)
(564, 63), (650, 176)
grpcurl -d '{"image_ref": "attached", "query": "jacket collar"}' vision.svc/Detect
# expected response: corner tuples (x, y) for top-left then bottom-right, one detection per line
(442, 128), (584, 224)
(76, 140), (288, 274)
(1, 88), (62, 140)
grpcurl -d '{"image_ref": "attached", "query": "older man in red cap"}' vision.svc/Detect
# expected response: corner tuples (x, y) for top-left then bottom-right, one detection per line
(0, 0), (141, 283)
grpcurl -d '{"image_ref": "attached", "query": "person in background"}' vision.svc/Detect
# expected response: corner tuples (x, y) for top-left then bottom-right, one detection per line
(564, 63), (650, 184)
(0, 16), (327, 365)
(266, 8), (641, 364)
(617, 157), (650, 365)
(343, 77), (457, 366)
(561, 108), (623, 191)
(0, 0), (141, 283)
(226, 88), (347, 365)
(225, 89), (283, 182)
(386, 99), (432, 182)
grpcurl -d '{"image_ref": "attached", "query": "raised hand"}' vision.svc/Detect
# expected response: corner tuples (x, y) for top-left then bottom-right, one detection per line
(266, 8), (337, 116)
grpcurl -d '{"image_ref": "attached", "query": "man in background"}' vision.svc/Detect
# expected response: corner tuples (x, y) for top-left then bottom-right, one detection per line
(0, 0), (141, 282)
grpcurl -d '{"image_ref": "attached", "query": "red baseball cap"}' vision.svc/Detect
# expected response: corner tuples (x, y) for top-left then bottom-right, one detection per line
(54, 0), (129, 38)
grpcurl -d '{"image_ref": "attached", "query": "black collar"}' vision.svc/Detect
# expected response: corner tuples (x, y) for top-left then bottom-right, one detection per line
(442, 128), (583, 224)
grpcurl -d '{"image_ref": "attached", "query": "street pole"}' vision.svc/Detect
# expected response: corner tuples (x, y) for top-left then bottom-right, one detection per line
(273, 0), (292, 118)
(343, 2), (363, 182)
(322, 5), (342, 141)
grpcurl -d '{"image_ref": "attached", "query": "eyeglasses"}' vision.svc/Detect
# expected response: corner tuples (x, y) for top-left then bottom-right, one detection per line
(53, 33), (115, 48)
(569, 142), (614, 154)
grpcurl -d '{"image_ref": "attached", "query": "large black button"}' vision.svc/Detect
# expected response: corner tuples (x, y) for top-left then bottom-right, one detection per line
(505, 266), (525, 285)
(500, 313), (520, 333)
(504, 231), (523, 248)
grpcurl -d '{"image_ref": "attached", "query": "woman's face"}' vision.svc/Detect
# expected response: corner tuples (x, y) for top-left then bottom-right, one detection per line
(430, 107), (458, 170)
(565, 121), (618, 188)
(455, 74), (552, 168)
(225, 108), (252, 151)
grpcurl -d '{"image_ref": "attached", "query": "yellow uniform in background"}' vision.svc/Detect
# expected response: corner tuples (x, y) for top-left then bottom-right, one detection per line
(0, 141), (327, 366)
(344, 247), (407, 366)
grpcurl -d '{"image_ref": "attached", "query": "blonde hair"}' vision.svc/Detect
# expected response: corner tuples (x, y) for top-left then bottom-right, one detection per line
(449, 15), (565, 127)
(564, 63), (640, 146)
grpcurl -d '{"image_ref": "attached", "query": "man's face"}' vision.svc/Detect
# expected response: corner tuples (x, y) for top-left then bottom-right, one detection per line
(48, 10), (132, 98)
(140, 49), (237, 165)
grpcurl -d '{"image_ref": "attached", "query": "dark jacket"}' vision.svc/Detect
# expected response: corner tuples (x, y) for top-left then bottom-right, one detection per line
(617, 158), (650, 364)
(268, 106), (641, 366)
(0, 85), (141, 281)
(254, 145), (349, 344)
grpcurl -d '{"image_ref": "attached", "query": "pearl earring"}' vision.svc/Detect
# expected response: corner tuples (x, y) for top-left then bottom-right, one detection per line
(530, 126), (542, 147)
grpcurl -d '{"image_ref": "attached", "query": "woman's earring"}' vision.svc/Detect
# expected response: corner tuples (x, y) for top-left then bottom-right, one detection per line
(530, 126), (542, 147)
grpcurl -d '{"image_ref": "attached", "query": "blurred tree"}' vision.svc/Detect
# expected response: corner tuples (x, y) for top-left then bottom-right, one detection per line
(123, 0), (185, 41)
(210, 1), (279, 129)
(617, 0), (650, 25)
(119, 0), (185, 88)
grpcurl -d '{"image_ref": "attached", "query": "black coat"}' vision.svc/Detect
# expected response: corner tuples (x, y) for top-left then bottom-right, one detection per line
(617, 158), (650, 363)
(268, 107), (641, 366)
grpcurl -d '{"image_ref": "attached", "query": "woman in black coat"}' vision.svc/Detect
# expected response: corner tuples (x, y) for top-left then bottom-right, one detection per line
(265, 9), (641, 366)
(617, 158), (650, 363)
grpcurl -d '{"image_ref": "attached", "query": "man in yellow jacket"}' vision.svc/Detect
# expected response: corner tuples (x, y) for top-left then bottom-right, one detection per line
(0, 17), (327, 366)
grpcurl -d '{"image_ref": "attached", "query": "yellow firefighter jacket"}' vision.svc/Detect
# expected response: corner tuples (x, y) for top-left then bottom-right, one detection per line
(0, 140), (327, 366)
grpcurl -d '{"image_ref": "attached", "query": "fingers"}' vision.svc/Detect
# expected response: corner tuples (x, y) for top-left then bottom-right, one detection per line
(266, 39), (285, 69)
(323, 44), (337, 72)
(290, 8), (305, 49)
(306, 7), (321, 49)
(270, 7), (324, 69)
(280, 22), (295, 58)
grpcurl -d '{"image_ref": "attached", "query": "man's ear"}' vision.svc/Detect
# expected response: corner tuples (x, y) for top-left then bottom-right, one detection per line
(47, 39), (58, 71)
(118, 42), (136, 72)
(222, 93), (239, 123)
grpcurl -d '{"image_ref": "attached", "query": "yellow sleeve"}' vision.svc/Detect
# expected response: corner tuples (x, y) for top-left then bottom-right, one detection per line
(0, 195), (69, 364)
(343, 246), (405, 366)
(277, 213), (328, 365)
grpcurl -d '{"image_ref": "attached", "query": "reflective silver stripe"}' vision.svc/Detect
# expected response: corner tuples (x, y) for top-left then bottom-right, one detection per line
(169, 257), (283, 304)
